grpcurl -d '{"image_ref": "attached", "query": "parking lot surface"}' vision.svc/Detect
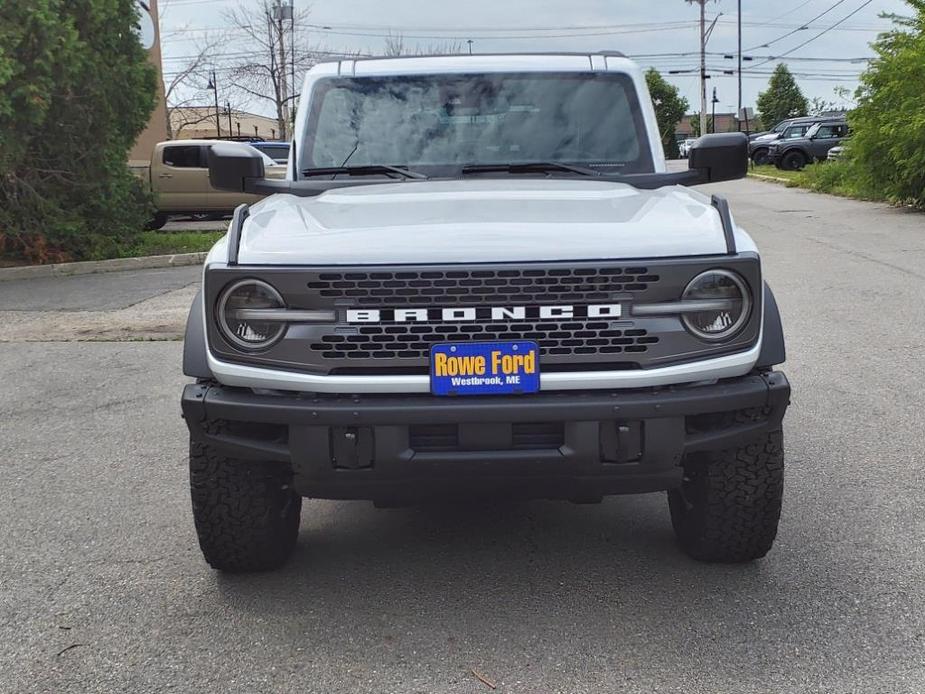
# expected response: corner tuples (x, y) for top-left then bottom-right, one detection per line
(1, 179), (924, 693)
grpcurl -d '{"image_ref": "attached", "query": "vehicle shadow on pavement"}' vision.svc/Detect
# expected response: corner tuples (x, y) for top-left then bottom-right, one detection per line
(203, 496), (790, 689)
(212, 495), (770, 619)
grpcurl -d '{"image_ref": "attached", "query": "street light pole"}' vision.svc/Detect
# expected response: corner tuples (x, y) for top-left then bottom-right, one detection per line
(208, 70), (221, 139)
(712, 87), (719, 134)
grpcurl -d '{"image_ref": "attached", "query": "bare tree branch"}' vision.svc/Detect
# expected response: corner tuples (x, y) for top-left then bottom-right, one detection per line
(161, 36), (228, 139)
(223, 0), (318, 140)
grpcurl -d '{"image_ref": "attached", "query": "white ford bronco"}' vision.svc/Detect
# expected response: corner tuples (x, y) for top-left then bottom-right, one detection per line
(181, 53), (790, 572)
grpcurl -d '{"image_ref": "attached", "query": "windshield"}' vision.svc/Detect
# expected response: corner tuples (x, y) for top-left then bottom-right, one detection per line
(301, 72), (653, 174)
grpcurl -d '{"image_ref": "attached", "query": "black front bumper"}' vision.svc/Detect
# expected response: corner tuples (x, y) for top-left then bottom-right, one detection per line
(182, 372), (790, 503)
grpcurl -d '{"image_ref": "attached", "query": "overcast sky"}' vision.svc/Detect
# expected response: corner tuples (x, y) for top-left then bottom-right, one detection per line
(158, 0), (909, 117)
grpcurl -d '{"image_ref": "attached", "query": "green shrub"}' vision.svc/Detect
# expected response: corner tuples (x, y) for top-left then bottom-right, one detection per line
(0, 0), (156, 263)
(843, 2), (925, 208)
(795, 161), (878, 201)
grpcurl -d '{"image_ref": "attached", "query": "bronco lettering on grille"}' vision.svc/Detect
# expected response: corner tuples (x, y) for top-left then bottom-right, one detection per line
(346, 305), (623, 324)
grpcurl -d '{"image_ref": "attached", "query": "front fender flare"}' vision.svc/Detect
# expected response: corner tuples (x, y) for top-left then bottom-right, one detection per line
(757, 282), (786, 368)
(183, 290), (214, 379)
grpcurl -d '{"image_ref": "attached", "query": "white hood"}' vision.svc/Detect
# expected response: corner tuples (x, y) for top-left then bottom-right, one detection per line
(232, 179), (735, 266)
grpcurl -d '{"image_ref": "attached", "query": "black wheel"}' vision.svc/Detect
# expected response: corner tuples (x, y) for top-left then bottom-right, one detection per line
(145, 212), (169, 230)
(751, 148), (770, 166)
(668, 430), (784, 563)
(780, 150), (807, 171)
(190, 439), (302, 572)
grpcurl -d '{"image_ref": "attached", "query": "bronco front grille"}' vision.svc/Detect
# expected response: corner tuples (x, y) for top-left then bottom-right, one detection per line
(306, 267), (660, 307)
(205, 258), (764, 376)
(311, 321), (660, 361)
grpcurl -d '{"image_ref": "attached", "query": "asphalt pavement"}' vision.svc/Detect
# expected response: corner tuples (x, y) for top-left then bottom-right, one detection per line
(1, 178), (924, 693)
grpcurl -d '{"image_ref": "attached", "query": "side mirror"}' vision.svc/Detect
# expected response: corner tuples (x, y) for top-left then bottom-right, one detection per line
(689, 133), (748, 184)
(208, 142), (268, 192)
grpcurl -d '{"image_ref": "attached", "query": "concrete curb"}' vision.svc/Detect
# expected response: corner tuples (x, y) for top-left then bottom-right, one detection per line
(0, 252), (207, 283)
(748, 173), (794, 185)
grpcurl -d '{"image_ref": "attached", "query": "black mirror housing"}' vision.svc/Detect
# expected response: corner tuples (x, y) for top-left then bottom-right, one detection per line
(208, 143), (267, 192)
(689, 133), (748, 184)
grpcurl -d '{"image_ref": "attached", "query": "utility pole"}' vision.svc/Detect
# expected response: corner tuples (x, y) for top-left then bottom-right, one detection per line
(291, 1), (296, 131)
(276, 2), (290, 140)
(737, 0), (743, 131)
(699, 0), (707, 139)
(687, 0), (718, 138)
(226, 101), (233, 139)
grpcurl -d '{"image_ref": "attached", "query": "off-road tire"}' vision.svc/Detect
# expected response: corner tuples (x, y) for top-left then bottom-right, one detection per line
(751, 148), (770, 166)
(668, 431), (784, 563)
(145, 212), (169, 230)
(190, 440), (302, 572)
(780, 150), (806, 171)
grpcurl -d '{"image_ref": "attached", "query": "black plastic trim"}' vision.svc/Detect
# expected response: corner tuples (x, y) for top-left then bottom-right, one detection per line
(184, 374), (787, 428)
(243, 170), (710, 197)
(757, 283), (787, 368)
(182, 290), (213, 379)
(711, 195), (737, 255)
(227, 204), (249, 266)
(181, 372), (791, 500)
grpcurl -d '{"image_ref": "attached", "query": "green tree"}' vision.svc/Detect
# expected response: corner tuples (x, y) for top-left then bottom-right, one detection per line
(0, 0), (156, 263)
(645, 68), (689, 159)
(847, 1), (925, 205)
(756, 64), (808, 129)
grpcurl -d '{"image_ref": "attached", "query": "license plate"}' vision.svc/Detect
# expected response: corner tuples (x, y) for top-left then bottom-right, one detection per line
(430, 341), (541, 396)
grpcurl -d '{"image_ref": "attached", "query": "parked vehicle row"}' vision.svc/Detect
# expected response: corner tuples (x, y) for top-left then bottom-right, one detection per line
(748, 117), (819, 166)
(767, 119), (849, 170)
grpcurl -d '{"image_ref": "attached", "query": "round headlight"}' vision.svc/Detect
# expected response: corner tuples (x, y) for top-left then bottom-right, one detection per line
(682, 270), (751, 342)
(217, 279), (286, 351)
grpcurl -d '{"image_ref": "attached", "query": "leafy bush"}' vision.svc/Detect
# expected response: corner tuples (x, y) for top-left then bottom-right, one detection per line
(795, 161), (878, 200)
(840, 2), (925, 208)
(0, 0), (156, 263)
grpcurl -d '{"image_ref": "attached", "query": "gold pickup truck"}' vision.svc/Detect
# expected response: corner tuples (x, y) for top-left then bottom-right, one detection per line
(132, 140), (288, 229)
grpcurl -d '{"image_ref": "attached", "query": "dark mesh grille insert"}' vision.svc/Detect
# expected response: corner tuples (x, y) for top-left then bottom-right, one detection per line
(307, 267), (660, 307)
(311, 321), (660, 361)
(409, 423), (565, 452)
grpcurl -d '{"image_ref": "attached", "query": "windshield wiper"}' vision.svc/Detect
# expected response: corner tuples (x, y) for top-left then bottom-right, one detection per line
(301, 165), (427, 180)
(461, 161), (604, 177)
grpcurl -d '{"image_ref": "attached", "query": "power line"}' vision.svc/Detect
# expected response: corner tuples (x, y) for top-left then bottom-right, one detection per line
(747, 0), (877, 69)
(743, 0), (851, 51)
(752, 0), (819, 24)
(160, 18), (886, 42)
